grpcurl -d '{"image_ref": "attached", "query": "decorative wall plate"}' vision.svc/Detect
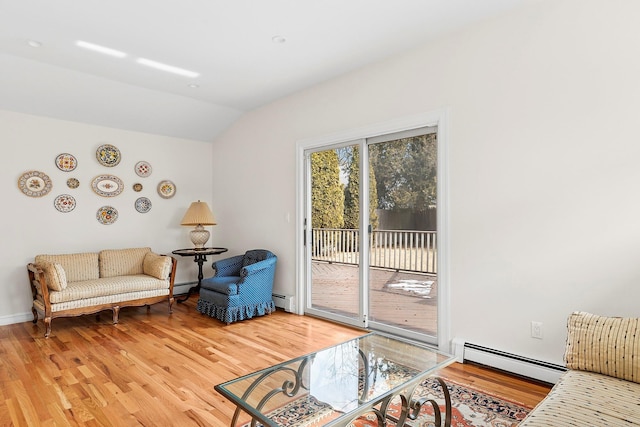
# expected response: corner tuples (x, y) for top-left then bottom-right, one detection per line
(135, 161), (152, 177)
(55, 153), (78, 171)
(54, 194), (76, 212)
(18, 170), (53, 197)
(96, 206), (118, 225)
(91, 175), (124, 197)
(133, 183), (143, 192)
(96, 144), (121, 167)
(135, 197), (152, 213)
(157, 180), (176, 199)
(67, 178), (80, 189)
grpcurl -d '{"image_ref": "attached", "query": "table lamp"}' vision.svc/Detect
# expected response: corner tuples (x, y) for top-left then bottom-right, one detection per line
(180, 200), (216, 249)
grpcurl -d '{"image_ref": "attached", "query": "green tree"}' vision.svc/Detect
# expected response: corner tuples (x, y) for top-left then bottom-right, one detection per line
(311, 150), (344, 229)
(343, 146), (379, 230)
(369, 133), (437, 210)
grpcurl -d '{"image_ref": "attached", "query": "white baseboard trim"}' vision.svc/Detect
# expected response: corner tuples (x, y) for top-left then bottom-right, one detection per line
(452, 338), (565, 384)
(173, 281), (197, 295)
(0, 312), (34, 326)
(272, 293), (295, 312)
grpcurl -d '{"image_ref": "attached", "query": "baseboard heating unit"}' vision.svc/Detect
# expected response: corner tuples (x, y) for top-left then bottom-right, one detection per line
(452, 339), (566, 384)
(272, 293), (295, 313)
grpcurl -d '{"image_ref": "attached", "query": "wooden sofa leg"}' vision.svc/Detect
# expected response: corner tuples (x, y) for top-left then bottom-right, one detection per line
(44, 317), (52, 338)
(168, 297), (174, 314)
(32, 307), (38, 323)
(113, 306), (120, 324)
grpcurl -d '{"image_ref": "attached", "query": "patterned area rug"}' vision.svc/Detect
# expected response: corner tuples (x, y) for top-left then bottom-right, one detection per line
(351, 377), (530, 427)
(240, 377), (531, 427)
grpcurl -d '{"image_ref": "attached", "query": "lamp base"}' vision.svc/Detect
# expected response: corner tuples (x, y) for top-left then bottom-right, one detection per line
(190, 225), (210, 249)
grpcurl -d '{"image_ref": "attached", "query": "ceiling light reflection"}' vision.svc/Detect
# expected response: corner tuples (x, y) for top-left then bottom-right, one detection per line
(136, 58), (200, 78)
(75, 40), (127, 58)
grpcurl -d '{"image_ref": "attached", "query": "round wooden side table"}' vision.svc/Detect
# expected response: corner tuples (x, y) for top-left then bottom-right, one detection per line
(172, 247), (228, 303)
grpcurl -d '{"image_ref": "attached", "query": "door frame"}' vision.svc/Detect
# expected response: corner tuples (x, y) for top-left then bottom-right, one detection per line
(295, 109), (451, 351)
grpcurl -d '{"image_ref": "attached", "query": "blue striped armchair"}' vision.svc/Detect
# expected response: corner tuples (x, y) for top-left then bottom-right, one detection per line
(196, 249), (277, 324)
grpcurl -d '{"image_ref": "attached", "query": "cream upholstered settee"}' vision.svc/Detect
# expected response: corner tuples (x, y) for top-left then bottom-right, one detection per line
(519, 311), (640, 426)
(27, 247), (177, 338)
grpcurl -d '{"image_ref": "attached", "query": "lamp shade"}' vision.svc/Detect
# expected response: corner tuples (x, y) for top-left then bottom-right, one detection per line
(180, 201), (216, 226)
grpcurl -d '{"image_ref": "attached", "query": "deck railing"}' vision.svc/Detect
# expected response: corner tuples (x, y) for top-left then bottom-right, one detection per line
(311, 228), (437, 274)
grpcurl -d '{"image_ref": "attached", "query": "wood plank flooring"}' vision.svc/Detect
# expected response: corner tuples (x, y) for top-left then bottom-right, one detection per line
(0, 299), (551, 426)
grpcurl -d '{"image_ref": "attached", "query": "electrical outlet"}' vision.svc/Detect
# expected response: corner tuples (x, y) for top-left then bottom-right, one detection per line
(531, 321), (543, 339)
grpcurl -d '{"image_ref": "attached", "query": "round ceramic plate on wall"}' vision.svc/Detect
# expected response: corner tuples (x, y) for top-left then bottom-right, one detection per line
(96, 144), (121, 167)
(54, 194), (76, 212)
(135, 197), (152, 213)
(157, 180), (176, 199)
(96, 206), (118, 225)
(67, 178), (80, 189)
(135, 161), (152, 177)
(18, 170), (53, 197)
(91, 175), (124, 197)
(133, 183), (143, 192)
(55, 153), (78, 171)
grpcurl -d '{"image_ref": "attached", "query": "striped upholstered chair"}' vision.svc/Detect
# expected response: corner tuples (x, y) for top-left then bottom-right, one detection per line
(196, 249), (277, 324)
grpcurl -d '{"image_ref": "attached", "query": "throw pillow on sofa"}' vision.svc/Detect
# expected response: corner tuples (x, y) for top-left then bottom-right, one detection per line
(36, 261), (67, 291)
(143, 252), (172, 280)
(565, 311), (640, 383)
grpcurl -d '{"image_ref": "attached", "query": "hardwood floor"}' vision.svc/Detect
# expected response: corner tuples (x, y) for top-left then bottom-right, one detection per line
(0, 299), (551, 426)
(435, 361), (551, 409)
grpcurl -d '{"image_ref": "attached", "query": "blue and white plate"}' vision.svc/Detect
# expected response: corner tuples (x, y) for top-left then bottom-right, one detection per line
(135, 197), (152, 213)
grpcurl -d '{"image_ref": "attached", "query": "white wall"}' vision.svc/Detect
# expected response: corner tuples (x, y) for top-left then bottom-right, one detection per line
(212, 0), (640, 367)
(1, 110), (215, 324)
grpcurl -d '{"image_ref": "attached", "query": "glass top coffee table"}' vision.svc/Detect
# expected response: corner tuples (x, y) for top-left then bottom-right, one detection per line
(215, 332), (456, 427)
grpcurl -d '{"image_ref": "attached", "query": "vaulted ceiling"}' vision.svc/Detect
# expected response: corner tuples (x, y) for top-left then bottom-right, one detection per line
(0, 0), (538, 141)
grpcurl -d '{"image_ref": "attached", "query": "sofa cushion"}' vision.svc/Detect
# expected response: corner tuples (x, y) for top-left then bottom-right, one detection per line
(48, 274), (170, 304)
(99, 247), (151, 278)
(35, 253), (99, 282)
(519, 370), (640, 426)
(40, 288), (170, 313)
(143, 252), (172, 280)
(36, 261), (67, 291)
(565, 311), (640, 383)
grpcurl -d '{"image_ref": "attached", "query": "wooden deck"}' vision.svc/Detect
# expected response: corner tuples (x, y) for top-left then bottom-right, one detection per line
(311, 261), (438, 336)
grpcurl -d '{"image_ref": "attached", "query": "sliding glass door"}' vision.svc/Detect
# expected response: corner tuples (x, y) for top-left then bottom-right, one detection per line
(366, 130), (438, 339)
(303, 125), (441, 344)
(306, 143), (363, 328)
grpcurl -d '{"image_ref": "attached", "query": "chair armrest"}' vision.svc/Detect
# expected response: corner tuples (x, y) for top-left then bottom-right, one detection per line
(27, 262), (50, 301)
(213, 255), (244, 277)
(240, 257), (277, 278)
(161, 255), (178, 296)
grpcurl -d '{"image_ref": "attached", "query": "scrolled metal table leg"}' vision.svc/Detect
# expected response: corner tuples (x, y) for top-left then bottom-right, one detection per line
(227, 358), (312, 427)
(406, 376), (452, 427)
